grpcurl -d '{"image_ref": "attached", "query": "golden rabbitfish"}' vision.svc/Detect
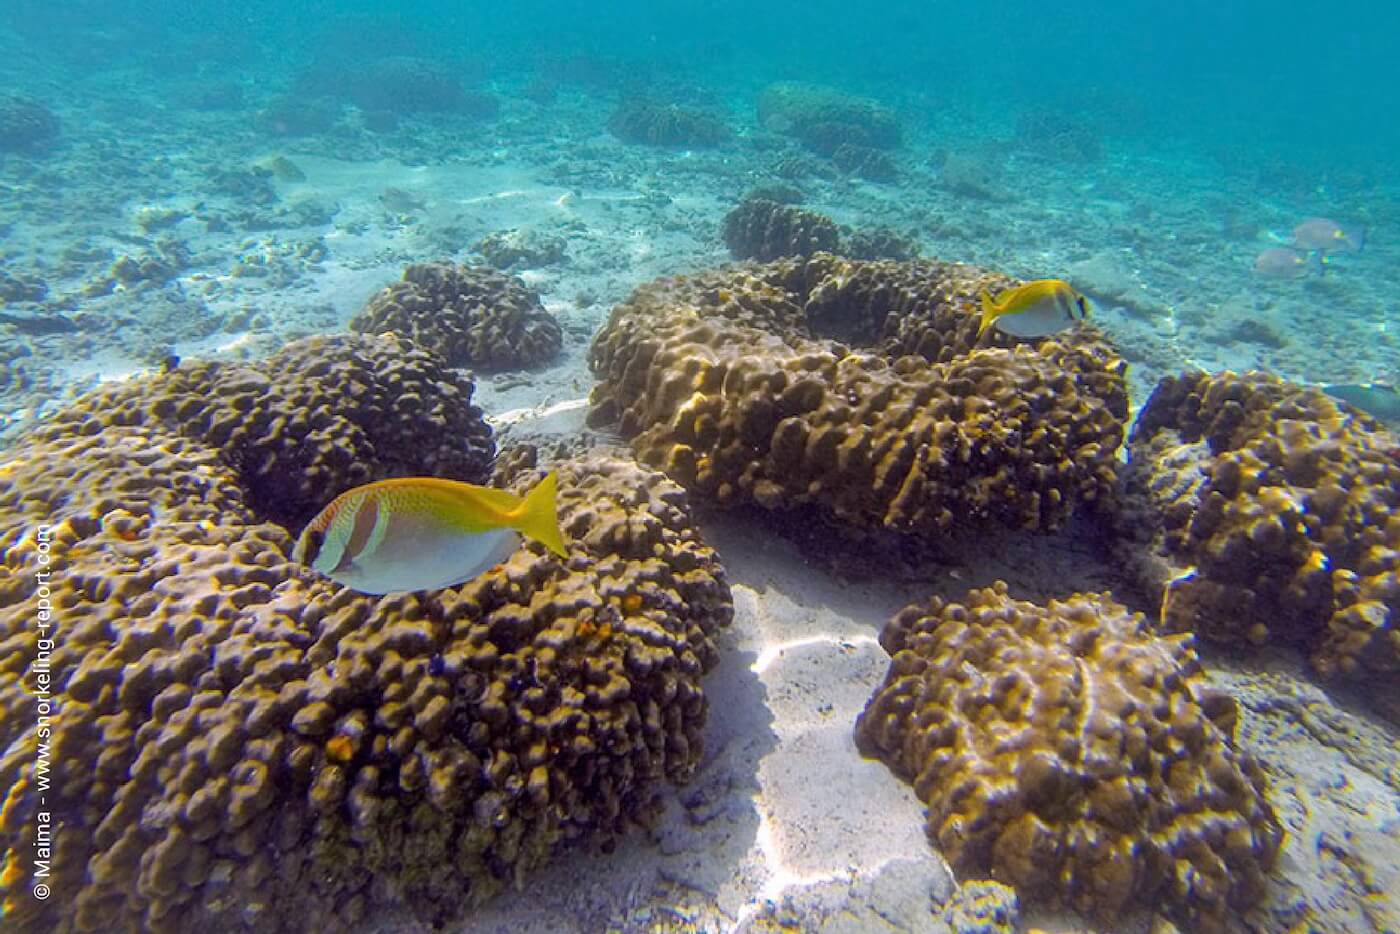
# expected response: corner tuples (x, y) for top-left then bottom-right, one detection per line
(977, 278), (1089, 338)
(294, 473), (567, 595)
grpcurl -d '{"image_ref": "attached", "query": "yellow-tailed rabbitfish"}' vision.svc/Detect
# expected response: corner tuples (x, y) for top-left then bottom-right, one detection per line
(1291, 217), (1365, 254)
(294, 473), (568, 595)
(977, 279), (1089, 338)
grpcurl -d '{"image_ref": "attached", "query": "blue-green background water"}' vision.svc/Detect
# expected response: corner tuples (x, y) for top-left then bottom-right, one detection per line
(10, 0), (1399, 162)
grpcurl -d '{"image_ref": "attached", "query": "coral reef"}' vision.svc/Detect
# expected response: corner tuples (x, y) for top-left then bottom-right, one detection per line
(0, 270), (48, 304)
(841, 225), (920, 262)
(936, 151), (1007, 201)
(27, 334), (495, 527)
(855, 583), (1283, 932)
(1014, 109), (1102, 163)
(472, 228), (569, 270)
(741, 183), (805, 206)
(756, 82), (900, 154)
(607, 100), (730, 148)
(941, 880), (1019, 934)
(832, 143), (898, 182)
(351, 263), (563, 371)
(722, 198), (840, 262)
(588, 254), (1127, 537)
(0, 95), (60, 154)
(0, 348), (731, 932)
(257, 96), (339, 137)
(339, 57), (494, 118)
(1123, 370), (1400, 680)
(770, 153), (839, 181)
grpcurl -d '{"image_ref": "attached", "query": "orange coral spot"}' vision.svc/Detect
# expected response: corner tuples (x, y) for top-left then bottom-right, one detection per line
(325, 735), (354, 763)
(596, 623), (612, 639)
(621, 593), (643, 614)
(0, 778), (28, 827)
(1, 852), (23, 888)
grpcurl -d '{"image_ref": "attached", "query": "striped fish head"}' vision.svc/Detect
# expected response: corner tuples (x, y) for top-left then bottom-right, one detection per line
(295, 488), (383, 576)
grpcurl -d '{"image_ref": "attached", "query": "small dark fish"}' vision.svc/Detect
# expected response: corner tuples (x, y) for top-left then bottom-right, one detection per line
(1323, 382), (1400, 423)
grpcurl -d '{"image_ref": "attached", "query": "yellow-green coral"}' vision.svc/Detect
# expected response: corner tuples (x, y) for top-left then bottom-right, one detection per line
(588, 255), (1127, 536)
(1127, 370), (1400, 680)
(855, 583), (1282, 932)
(351, 263), (563, 370)
(0, 338), (730, 932)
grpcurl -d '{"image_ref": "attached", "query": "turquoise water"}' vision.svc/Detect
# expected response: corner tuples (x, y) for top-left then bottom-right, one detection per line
(2, 3), (1397, 933)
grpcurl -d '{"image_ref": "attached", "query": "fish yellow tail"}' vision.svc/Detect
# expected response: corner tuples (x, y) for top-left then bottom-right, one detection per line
(977, 290), (999, 337)
(515, 471), (568, 557)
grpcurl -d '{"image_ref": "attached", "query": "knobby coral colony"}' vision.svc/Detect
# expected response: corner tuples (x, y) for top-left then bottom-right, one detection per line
(0, 335), (732, 932)
(588, 254), (1127, 537)
(606, 100), (731, 148)
(1127, 370), (1400, 680)
(855, 584), (1283, 933)
(722, 198), (841, 262)
(351, 262), (563, 371)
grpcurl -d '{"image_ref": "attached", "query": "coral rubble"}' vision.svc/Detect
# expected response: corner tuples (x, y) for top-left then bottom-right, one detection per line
(351, 263), (563, 371)
(0, 342), (731, 932)
(472, 228), (568, 270)
(1124, 370), (1400, 680)
(588, 254), (1126, 537)
(855, 583), (1282, 932)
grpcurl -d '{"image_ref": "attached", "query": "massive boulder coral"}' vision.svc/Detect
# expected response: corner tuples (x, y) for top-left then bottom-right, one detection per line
(756, 81), (900, 154)
(0, 347), (731, 932)
(1123, 370), (1400, 680)
(854, 583), (1282, 932)
(607, 100), (730, 148)
(351, 263), (563, 370)
(588, 254), (1127, 537)
(26, 334), (494, 527)
(722, 198), (841, 262)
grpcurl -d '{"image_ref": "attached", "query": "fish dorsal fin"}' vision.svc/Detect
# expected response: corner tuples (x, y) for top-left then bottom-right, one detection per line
(370, 477), (524, 534)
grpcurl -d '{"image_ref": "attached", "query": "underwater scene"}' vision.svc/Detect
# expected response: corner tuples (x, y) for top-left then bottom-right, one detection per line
(2, 1), (1399, 932)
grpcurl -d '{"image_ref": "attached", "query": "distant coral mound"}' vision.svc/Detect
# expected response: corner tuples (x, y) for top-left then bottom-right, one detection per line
(352, 263), (563, 370)
(1014, 108), (1102, 162)
(1121, 370), (1400, 681)
(0, 95), (59, 154)
(288, 56), (497, 126)
(756, 81), (900, 154)
(607, 99), (731, 147)
(0, 343), (731, 932)
(831, 143), (898, 182)
(588, 254), (1126, 536)
(855, 583), (1282, 932)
